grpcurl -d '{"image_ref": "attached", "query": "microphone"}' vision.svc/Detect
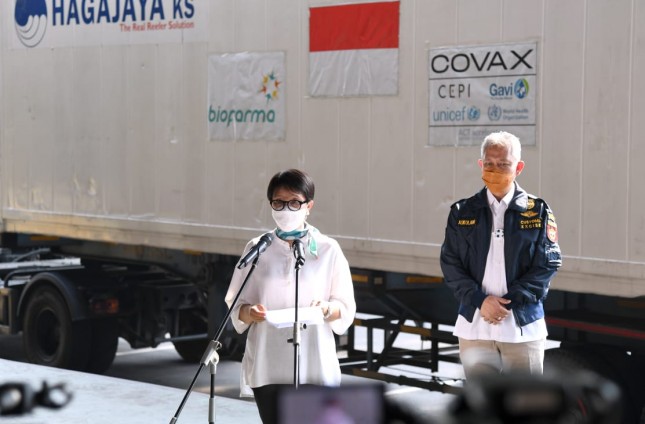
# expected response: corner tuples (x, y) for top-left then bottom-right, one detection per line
(292, 238), (306, 269)
(237, 232), (274, 269)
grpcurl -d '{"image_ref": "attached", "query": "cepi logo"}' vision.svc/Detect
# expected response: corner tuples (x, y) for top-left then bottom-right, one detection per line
(14, 0), (48, 48)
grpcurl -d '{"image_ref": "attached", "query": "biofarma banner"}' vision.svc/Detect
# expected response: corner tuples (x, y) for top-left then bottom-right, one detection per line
(208, 52), (286, 141)
(7, 0), (208, 48)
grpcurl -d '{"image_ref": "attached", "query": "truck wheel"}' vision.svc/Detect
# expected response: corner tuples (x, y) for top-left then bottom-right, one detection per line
(173, 312), (245, 362)
(86, 318), (119, 374)
(173, 312), (208, 362)
(173, 339), (207, 362)
(217, 324), (246, 361)
(22, 286), (91, 371)
(173, 332), (245, 362)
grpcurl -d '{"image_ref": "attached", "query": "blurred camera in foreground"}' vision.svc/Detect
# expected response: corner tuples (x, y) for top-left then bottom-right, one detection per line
(446, 370), (621, 424)
(0, 381), (73, 416)
(275, 369), (621, 424)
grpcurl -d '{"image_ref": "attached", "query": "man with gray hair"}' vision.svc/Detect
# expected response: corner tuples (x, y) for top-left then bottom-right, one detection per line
(440, 131), (562, 378)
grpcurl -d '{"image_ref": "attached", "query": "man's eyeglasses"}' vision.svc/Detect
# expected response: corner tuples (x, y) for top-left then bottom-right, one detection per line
(270, 199), (308, 211)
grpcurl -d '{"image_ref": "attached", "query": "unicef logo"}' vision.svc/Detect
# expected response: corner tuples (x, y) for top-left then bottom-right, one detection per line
(514, 79), (529, 99)
(467, 106), (480, 121)
(488, 104), (502, 121)
(14, 0), (48, 48)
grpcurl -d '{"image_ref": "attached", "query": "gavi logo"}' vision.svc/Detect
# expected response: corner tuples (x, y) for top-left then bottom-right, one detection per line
(14, 0), (48, 47)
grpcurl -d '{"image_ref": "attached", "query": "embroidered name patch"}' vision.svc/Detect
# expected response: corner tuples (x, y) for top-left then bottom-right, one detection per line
(458, 219), (476, 226)
(520, 218), (542, 229)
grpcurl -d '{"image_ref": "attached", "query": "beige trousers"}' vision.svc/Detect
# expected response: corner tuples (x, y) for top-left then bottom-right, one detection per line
(458, 338), (545, 380)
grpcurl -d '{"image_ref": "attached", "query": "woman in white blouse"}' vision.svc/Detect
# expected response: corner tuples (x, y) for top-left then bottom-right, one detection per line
(225, 169), (356, 424)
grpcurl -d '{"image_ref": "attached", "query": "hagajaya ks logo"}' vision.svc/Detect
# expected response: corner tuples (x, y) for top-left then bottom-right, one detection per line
(259, 71), (281, 104)
(14, 0), (48, 48)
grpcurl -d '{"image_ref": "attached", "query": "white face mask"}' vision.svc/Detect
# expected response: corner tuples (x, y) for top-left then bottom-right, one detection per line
(272, 208), (308, 232)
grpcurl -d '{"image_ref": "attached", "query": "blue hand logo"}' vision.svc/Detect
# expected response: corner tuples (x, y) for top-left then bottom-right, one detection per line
(14, 0), (48, 48)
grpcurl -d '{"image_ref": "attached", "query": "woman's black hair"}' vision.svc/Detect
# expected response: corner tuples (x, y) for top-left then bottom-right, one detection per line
(266, 169), (315, 201)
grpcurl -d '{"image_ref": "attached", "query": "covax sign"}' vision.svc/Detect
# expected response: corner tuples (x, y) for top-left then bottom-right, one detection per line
(428, 42), (538, 147)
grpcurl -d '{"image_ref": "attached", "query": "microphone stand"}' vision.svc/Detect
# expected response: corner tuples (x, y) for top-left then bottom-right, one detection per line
(169, 255), (262, 424)
(289, 240), (306, 389)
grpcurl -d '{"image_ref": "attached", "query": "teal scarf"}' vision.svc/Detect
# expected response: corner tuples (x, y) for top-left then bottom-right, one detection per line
(275, 225), (319, 258)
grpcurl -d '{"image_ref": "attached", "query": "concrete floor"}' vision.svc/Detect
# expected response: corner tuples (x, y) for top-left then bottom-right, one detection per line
(0, 317), (465, 424)
(0, 358), (259, 424)
(0, 333), (460, 424)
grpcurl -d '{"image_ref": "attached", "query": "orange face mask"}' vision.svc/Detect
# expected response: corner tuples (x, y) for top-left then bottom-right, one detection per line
(482, 170), (514, 197)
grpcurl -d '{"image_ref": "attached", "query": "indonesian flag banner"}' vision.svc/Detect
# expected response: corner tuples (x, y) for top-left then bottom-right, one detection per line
(309, 1), (400, 97)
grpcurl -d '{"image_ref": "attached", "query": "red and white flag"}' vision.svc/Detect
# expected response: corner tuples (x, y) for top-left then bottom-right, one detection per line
(309, 1), (400, 97)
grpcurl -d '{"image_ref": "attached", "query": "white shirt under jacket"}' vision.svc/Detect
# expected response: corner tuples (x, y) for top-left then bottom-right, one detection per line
(225, 227), (356, 396)
(453, 189), (547, 342)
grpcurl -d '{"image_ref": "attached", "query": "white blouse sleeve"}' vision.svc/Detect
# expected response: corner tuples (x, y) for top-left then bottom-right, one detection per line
(225, 243), (254, 334)
(327, 244), (356, 335)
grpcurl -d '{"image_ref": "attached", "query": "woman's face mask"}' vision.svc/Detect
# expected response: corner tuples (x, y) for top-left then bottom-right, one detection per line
(272, 208), (308, 232)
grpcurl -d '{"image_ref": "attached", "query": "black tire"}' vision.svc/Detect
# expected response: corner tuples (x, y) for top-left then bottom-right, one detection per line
(217, 323), (246, 362)
(22, 286), (91, 371)
(173, 311), (209, 362)
(174, 332), (245, 362)
(86, 318), (119, 374)
(172, 312), (245, 362)
(173, 338), (208, 363)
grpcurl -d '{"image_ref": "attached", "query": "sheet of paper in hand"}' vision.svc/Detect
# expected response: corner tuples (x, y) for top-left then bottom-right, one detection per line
(265, 307), (324, 328)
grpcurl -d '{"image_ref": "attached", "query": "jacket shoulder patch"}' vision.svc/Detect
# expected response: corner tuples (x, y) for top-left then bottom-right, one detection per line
(547, 212), (558, 242)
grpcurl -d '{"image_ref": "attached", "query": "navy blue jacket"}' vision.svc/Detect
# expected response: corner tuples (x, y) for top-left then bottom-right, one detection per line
(440, 184), (562, 327)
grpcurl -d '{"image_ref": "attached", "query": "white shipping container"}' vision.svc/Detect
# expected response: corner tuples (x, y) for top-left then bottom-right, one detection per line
(1, 0), (644, 300)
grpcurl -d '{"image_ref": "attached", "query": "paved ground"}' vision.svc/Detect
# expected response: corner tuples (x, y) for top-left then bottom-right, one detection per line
(0, 326), (568, 424)
(0, 323), (462, 423)
(0, 357), (258, 424)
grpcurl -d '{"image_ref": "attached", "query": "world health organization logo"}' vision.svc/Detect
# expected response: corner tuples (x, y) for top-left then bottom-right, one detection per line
(488, 104), (502, 121)
(14, 0), (48, 48)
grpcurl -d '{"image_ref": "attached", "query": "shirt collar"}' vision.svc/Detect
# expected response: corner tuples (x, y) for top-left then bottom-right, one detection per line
(486, 187), (514, 209)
